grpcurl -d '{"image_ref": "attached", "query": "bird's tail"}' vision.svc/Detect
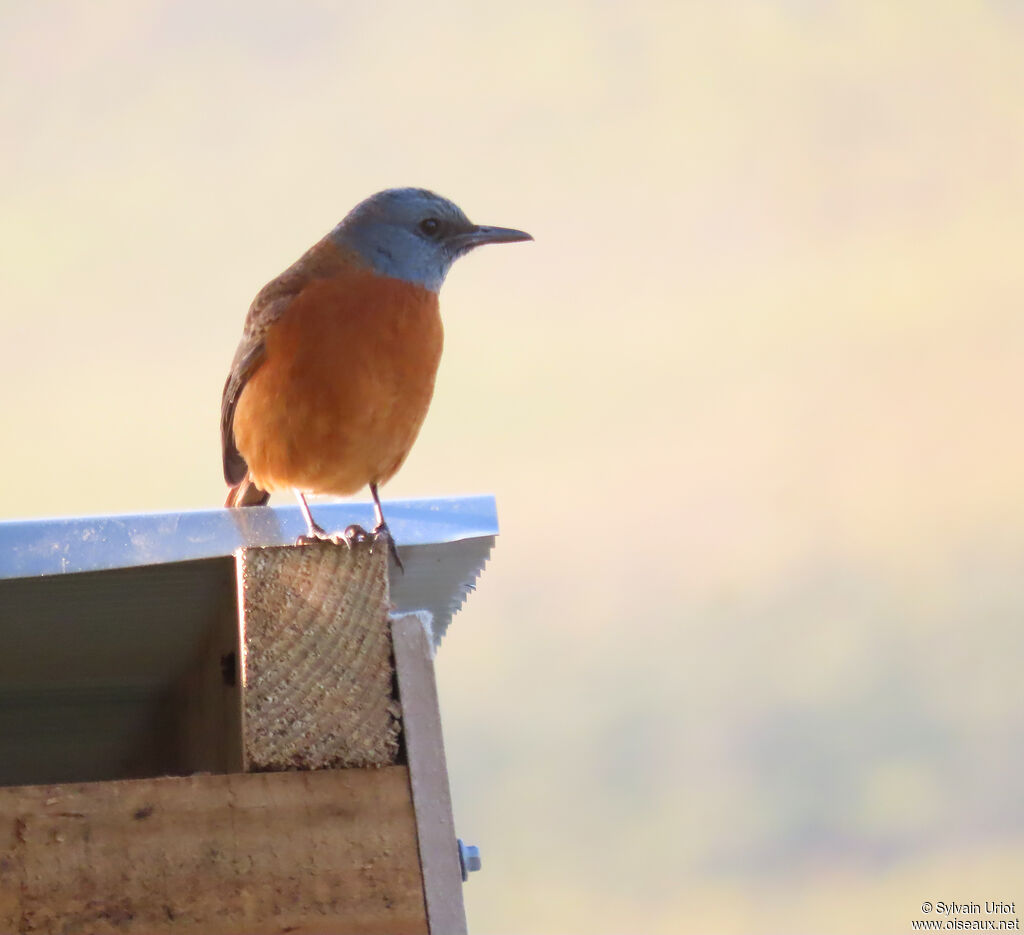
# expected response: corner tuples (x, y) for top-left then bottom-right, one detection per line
(225, 474), (270, 508)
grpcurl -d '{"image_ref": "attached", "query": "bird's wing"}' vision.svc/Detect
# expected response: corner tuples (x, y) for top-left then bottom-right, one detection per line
(221, 232), (347, 487)
(220, 288), (298, 486)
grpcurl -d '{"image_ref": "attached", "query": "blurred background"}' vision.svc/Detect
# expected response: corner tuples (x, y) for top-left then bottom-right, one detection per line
(2, 2), (1023, 931)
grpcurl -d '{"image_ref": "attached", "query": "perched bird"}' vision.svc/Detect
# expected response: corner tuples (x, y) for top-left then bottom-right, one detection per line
(221, 187), (532, 562)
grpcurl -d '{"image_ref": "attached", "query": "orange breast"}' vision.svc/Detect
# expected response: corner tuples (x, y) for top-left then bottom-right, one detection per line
(232, 268), (444, 496)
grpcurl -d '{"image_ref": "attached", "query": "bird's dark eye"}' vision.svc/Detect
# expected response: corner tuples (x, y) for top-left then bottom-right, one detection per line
(419, 217), (441, 237)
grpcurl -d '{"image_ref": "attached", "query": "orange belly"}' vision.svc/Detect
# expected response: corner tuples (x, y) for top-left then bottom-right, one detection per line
(232, 270), (443, 496)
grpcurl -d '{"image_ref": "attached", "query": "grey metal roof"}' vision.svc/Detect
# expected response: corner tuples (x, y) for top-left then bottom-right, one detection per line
(0, 495), (497, 644)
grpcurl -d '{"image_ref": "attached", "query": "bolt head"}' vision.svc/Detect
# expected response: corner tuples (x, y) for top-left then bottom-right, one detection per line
(457, 838), (482, 881)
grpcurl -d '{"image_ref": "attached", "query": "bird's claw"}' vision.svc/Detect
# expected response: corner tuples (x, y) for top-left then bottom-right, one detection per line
(329, 524), (369, 548)
(295, 521), (332, 546)
(295, 521), (402, 571)
(296, 522), (370, 548)
(370, 522), (404, 573)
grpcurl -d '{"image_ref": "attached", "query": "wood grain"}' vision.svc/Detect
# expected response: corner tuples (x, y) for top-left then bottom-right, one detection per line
(391, 613), (468, 935)
(237, 540), (401, 770)
(0, 767), (427, 934)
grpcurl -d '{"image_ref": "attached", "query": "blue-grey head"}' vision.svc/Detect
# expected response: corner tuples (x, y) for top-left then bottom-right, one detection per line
(331, 187), (532, 293)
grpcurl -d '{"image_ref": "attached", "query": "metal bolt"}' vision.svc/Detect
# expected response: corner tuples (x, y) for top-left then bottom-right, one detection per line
(457, 838), (482, 882)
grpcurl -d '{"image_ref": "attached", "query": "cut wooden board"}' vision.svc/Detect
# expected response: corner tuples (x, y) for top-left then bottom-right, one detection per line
(392, 613), (468, 935)
(237, 541), (401, 770)
(0, 767), (427, 935)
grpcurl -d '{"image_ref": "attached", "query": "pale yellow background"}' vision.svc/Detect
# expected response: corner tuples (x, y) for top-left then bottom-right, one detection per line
(2, 3), (1023, 932)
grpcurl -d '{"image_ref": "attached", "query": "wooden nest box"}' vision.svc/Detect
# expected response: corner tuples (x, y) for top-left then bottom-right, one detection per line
(0, 496), (497, 934)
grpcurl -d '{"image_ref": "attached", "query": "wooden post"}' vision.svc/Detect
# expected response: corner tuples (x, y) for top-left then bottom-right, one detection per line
(236, 541), (400, 770)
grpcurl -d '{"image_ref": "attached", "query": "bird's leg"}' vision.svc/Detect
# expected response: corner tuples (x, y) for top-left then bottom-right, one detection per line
(293, 490), (371, 549)
(294, 490), (332, 545)
(369, 482), (404, 572)
(292, 488), (395, 561)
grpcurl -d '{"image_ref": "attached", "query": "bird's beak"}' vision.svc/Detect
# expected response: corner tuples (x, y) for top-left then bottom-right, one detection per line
(449, 224), (533, 253)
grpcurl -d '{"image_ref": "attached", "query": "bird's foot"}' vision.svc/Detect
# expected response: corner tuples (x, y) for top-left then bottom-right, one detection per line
(332, 524), (370, 548)
(371, 521), (404, 573)
(296, 521), (373, 548)
(295, 521), (401, 570)
(295, 521), (332, 546)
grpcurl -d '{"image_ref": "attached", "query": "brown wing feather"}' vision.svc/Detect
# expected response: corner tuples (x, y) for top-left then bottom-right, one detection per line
(221, 288), (307, 486)
(225, 475), (271, 507)
(221, 340), (266, 485)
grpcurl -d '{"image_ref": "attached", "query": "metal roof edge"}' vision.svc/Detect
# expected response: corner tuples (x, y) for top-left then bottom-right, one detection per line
(0, 494), (499, 580)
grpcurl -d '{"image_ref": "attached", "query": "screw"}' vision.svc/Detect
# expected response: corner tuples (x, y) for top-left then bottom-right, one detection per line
(457, 838), (482, 882)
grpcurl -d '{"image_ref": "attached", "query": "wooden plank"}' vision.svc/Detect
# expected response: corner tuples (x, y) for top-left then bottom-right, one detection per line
(391, 613), (468, 935)
(0, 557), (239, 786)
(236, 541), (400, 770)
(149, 567), (244, 776)
(0, 767), (428, 935)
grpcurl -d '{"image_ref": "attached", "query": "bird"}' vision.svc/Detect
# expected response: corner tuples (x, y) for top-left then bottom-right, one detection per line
(221, 187), (532, 564)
